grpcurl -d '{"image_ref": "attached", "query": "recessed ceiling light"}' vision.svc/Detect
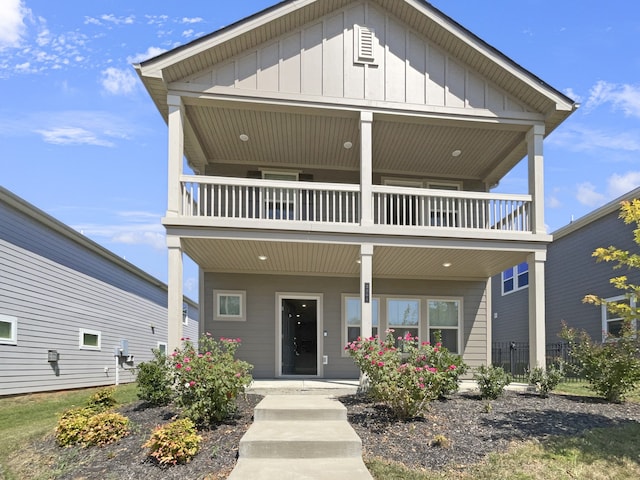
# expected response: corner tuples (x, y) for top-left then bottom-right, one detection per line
(451, 149), (462, 157)
(355, 259), (361, 264)
(258, 255), (267, 261)
(239, 133), (249, 142)
(443, 262), (452, 267)
(343, 141), (353, 149)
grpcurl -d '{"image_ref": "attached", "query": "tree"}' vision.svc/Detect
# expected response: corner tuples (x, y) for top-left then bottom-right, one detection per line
(560, 199), (640, 402)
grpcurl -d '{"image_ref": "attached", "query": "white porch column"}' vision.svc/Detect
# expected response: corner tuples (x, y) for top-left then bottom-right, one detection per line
(528, 250), (546, 369)
(167, 235), (184, 353)
(167, 95), (185, 217)
(360, 243), (374, 339)
(527, 124), (545, 234)
(360, 111), (374, 227)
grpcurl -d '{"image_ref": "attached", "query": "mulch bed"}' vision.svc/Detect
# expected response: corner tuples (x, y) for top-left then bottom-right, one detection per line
(36, 391), (640, 479)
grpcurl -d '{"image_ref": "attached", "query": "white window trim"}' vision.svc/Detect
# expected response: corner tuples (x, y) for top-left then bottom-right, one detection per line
(79, 328), (101, 350)
(261, 169), (300, 181)
(425, 180), (462, 191)
(426, 297), (463, 354)
(601, 295), (637, 342)
(501, 262), (529, 296)
(341, 294), (380, 357)
(157, 342), (168, 355)
(0, 314), (18, 345)
(214, 290), (246, 321)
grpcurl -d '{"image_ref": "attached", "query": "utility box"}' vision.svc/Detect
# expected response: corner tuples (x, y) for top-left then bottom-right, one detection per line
(47, 350), (59, 362)
(120, 339), (129, 356)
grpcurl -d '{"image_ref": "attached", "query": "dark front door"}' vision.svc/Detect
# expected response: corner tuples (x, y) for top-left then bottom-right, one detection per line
(281, 298), (317, 375)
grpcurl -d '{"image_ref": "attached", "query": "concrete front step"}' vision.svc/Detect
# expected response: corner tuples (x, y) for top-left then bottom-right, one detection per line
(227, 457), (372, 480)
(254, 394), (347, 421)
(239, 420), (362, 458)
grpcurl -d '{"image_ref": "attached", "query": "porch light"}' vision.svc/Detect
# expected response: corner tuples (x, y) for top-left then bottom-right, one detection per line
(343, 141), (353, 149)
(451, 149), (462, 157)
(239, 133), (249, 142)
(258, 255), (268, 261)
(443, 262), (452, 267)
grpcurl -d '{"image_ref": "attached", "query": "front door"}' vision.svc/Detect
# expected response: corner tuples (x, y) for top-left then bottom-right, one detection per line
(279, 296), (319, 376)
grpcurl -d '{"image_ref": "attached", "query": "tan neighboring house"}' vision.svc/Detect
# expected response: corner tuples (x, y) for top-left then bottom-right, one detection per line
(135, 0), (576, 379)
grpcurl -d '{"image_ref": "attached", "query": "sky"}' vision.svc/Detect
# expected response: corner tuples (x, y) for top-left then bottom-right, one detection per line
(1, 0), (639, 302)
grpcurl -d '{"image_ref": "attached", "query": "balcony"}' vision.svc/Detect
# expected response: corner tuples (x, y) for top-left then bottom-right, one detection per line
(178, 175), (533, 235)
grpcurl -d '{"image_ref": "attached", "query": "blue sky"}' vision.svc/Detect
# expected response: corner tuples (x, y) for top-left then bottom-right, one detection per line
(2, 0), (639, 302)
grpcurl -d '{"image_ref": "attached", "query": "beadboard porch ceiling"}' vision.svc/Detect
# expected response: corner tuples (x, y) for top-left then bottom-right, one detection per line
(181, 237), (529, 280)
(184, 101), (529, 183)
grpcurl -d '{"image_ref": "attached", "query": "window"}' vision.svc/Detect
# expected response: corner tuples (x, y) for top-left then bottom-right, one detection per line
(343, 296), (379, 349)
(79, 328), (101, 350)
(387, 298), (420, 344)
(502, 262), (529, 295)
(214, 290), (246, 321)
(157, 342), (168, 355)
(428, 299), (461, 353)
(0, 314), (17, 345)
(602, 295), (637, 342)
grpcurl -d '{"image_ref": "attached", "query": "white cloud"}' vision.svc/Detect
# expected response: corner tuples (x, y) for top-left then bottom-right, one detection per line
(585, 80), (640, 118)
(35, 127), (115, 147)
(75, 215), (165, 251)
(563, 87), (582, 103)
(547, 194), (561, 209)
(100, 67), (137, 95)
(548, 124), (640, 153)
(0, 0), (29, 50)
(576, 182), (606, 207)
(182, 29), (195, 38)
(608, 171), (640, 198)
(181, 17), (203, 24)
(127, 46), (167, 64)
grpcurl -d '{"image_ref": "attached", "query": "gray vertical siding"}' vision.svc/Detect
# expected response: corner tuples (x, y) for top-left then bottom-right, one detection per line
(203, 272), (488, 378)
(0, 189), (196, 396)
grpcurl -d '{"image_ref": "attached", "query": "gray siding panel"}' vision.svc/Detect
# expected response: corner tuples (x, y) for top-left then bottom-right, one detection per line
(203, 273), (488, 378)
(0, 193), (197, 396)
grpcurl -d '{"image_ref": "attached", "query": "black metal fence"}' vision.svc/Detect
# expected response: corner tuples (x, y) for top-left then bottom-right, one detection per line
(491, 341), (583, 382)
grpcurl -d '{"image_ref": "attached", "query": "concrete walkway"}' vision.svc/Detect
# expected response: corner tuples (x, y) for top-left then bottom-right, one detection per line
(227, 394), (373, 479)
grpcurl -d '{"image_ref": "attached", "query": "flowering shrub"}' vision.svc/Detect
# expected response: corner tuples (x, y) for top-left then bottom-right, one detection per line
(473, 365), (511, 400)
(346, 330), (467, 419)
(170, 334), (253, 425)
(55, 408), (129, 447)
(144, 418), (202, 465)
(87, 387), (117, 411)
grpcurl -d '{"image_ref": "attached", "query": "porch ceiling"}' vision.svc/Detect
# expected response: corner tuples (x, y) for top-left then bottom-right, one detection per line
(181, 238), (529, 280)
(185, 103), (527, 181)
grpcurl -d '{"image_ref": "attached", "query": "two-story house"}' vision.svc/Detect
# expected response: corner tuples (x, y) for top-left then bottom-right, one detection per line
(135, 0), (576, 378)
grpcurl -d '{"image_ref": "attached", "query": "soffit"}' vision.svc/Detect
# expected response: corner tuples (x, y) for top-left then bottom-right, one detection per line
(181, 238), (528, 279)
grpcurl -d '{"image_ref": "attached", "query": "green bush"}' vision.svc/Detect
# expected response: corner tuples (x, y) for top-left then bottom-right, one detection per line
(87, 387), (117, 412)
(473, 365), (512, 400)
(143, 418), (202, 465)
(560, 322), (640, 403)
(528, 364), (563, 398)
(346, 330), (467, 419)
(170, 334), (253, 425)
(137, 349), (173, 406)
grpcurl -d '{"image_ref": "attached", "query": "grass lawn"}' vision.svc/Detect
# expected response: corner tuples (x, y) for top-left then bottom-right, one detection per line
(0, 383), (137, 480)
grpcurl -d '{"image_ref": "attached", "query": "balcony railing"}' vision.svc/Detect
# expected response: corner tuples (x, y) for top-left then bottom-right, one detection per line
(179, 176), (532, 233)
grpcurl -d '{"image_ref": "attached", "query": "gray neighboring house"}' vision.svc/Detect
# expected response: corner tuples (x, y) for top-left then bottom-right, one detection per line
(492, 187), (640, 352)
(0, 187), (198, 396)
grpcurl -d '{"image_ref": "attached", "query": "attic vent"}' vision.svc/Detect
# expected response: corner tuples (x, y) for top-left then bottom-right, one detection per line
(354, 25), (377, 65)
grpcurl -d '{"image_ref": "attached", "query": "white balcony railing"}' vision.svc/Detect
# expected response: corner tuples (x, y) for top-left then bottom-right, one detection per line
(179, 176), (532, 233)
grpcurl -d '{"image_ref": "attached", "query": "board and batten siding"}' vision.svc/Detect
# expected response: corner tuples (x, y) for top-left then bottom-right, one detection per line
(182, 2), (529, 115)
(0, 188), (197, 396)
(203, 272), (488, 378)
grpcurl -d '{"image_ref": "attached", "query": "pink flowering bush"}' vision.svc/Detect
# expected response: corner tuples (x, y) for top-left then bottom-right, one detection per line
(345, 330), (467, 419)
(171, 334), (253, 425)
